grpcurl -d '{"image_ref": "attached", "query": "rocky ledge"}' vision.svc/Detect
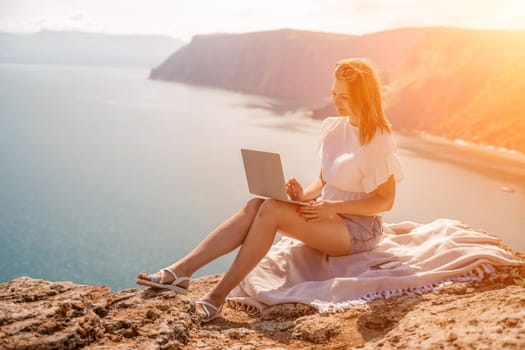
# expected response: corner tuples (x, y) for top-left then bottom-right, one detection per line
(1, 263), (525, 350)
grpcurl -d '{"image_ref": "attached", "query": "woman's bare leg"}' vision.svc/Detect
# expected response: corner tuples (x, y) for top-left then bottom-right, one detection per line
(137, 198), (265, 285)
(199, 199), (351, 308)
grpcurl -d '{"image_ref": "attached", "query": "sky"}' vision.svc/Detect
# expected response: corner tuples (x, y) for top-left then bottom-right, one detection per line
(0, 0), (524, 41)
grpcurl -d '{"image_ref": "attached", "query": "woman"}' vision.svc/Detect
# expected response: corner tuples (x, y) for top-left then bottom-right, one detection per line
(136, 58), (404, 323)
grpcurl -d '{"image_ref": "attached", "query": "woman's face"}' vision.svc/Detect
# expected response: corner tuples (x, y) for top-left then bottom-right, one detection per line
(331, 79), (351, 116)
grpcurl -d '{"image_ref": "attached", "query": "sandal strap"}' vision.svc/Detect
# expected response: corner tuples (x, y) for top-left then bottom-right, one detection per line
(160, 267), (190, 285)
(195, 300), (219, 318)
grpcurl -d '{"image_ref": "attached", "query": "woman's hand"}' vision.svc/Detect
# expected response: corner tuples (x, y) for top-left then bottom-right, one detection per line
(297, 200), (337, 222)
(286, 177), (305, 201)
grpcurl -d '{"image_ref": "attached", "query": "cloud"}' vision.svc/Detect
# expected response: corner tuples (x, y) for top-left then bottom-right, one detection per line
(0, 0), (523, 38)
(489, 0), (525, 29)
(387, 16), (427, 29)
(351, 0), (421, 12)
(70, 13), (86, 22)
(26, 13), (102, 33)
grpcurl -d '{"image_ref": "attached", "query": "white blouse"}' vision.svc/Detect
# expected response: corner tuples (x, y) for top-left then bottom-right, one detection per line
(318, 116), (405, 215)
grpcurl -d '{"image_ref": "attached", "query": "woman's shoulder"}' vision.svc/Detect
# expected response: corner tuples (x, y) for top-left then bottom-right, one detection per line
(320, 116), (342, 127)
(320, 116), (344, 134)
(368, 128), (398, 153)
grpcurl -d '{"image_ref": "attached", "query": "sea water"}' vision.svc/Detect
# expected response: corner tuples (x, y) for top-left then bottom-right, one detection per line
(0, 63), (523, 290)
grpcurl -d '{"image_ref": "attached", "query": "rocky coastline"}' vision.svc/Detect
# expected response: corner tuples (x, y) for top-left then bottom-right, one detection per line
(1, 257), (524, 349)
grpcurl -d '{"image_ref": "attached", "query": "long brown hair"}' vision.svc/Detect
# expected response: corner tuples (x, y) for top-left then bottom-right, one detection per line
(333, 58), (392, 145)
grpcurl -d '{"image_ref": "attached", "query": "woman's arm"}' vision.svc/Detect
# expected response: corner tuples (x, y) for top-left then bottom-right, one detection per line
(298, 175), (396, 221)
(332, 175), (396, 216)
(302, 170), (326, 201)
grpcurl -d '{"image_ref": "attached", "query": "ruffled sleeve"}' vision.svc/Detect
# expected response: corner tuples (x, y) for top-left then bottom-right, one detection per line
(359, 131), (405, 194)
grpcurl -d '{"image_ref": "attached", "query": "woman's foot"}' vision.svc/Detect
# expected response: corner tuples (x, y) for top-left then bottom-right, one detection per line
(195, 295), (224, 323)
(195, 291), (225, 323)
(136, 265), (191, 293)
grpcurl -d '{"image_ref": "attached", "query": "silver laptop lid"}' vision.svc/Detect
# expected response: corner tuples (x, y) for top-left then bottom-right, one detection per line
(240, 148), (289, 201)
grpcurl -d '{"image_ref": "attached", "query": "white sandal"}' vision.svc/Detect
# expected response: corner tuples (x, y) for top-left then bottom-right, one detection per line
(136, 267), (190, 294)
(195, 300), (223, 323)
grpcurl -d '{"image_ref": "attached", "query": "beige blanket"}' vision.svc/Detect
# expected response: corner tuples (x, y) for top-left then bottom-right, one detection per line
(227, 218), (522, 313)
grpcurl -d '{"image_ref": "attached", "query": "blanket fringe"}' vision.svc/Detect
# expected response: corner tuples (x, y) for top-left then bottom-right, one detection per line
(312, 263), (496, 313)
(228, 263), (498, 314)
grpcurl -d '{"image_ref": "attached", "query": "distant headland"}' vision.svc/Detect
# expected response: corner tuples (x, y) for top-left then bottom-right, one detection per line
(150, 27), (525, 154)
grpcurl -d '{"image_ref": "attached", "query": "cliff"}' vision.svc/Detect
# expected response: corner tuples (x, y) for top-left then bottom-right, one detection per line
(150, 27), (424, 100)
(150, 27), (525, 153)
(1, 262), (524, 349)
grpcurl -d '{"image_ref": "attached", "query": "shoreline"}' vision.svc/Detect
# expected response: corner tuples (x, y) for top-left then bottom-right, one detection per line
(404, 130), (525, 164)
(215, 92), (525, 170)
(393, 130), (525, 190)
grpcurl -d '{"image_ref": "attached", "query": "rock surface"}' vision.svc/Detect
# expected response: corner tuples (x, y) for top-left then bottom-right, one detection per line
(1, 264), (524, 350)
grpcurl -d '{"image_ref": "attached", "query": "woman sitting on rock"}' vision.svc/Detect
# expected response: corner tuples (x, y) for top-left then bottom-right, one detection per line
(136, 58), (404, 323)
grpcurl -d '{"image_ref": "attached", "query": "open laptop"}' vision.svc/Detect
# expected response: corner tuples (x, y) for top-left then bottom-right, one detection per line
(240, 148), (310, 206)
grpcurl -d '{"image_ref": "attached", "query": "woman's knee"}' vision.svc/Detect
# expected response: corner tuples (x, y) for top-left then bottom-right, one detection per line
(256, 199), (283, 221)
(243, 197), (265, 216)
